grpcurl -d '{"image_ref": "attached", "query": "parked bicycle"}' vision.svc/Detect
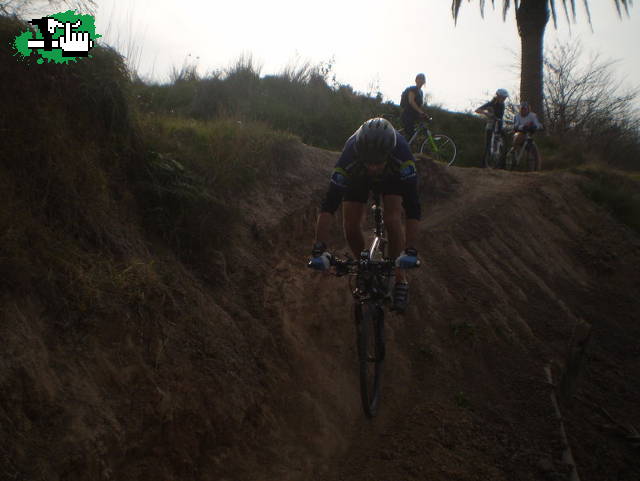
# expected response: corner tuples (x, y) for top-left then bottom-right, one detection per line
(308, 191), (419, 417)
(480, 112), (505, 168)
(382, 114), (457, 166)
(406, 119), (457, 166)
(505, 131), (540, 171)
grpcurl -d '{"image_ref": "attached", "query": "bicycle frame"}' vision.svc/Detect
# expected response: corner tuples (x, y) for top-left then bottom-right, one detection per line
(380, 113), (456, 166)
(490, 121), (503, 157)
(334, 192), (395, 303)
(511, 132), (538, 170)
(406, 121), (431, 150)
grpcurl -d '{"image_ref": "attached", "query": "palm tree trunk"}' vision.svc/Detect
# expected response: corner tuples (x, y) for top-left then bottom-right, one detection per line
(516, 0), (549, 123)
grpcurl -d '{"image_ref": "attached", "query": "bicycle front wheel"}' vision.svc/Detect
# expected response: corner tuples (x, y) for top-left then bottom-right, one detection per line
(505, 150), (516, 171)
(487, 138), (504, 169)
(420, 134), (457, 166)
(355, 301), (385, 418)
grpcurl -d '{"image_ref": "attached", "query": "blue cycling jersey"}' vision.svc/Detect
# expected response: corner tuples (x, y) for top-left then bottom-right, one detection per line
(320, 130), (421, 220)
(329, 131), (416, 187)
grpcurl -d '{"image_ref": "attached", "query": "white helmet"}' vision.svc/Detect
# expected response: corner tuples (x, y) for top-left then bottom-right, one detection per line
(496, 88), (509, 98)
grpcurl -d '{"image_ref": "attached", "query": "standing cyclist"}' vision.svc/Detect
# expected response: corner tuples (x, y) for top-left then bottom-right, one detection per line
(309, 118), (421, 313)
(475, 88), (509, 168)
(400, 73), (429, 141)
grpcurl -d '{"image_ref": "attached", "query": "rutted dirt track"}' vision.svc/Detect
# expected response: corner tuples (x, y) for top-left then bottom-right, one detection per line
(1, 143), (639, 481)
(251, 149), (640, 481)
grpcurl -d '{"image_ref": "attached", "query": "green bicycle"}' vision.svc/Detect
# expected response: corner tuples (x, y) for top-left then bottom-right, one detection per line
(404, 119), (457, 166)
(381, 114), (457, 166)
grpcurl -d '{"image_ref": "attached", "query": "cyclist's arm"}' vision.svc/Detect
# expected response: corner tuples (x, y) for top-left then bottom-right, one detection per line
(475, 101), (493, 116)
(530, 113), (543, 130)
(317, 143), (354, 244)
(315, 211), (334, 246)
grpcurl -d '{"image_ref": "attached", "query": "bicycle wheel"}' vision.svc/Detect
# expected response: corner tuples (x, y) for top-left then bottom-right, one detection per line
(355, 301), (385, 418)
(420, 134), (457, 166)
(527, 144), (540, 171)
(505, 150), (515, 171)
(487, 137), (504, 169)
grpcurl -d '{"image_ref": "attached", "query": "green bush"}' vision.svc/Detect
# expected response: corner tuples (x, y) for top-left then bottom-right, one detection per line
(573, 166), (640, 233)
(133, 58), (396, 150)
(134, 115), (298, 259)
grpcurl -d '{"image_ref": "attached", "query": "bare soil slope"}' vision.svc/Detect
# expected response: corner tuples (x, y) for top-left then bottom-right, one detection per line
(2, 133), (639, 481)
(256, 154), (640, 481)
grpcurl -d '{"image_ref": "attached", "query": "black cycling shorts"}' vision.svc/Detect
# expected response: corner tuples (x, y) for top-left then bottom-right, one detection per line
(322, 176), (421, 220)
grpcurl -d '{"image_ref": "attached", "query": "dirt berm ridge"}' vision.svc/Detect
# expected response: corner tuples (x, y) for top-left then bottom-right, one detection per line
(2, 139), (640, 480)
(1, 20), (639, 480)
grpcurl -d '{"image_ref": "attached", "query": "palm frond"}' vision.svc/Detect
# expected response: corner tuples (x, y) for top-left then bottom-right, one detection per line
(561, 0), (572, 25)
(452, 0), (463, 24)
(614, 0), (633, 17)
(550, 0), (559, 27)
(502, 0), (512, 20)
(582, 0), (593, 31)
(450, 0), (632, 26)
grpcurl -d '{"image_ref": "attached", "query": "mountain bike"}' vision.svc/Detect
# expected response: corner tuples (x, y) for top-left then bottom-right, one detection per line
(505, 131), (540, 171)
(480, 113), (505, 168)
(309, 192), (419, 417)
(405, 119), (457, 166)
(381, 114), (457, 166)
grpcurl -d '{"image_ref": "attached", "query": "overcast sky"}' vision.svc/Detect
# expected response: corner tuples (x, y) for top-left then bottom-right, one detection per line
(90, 0), (639, 112)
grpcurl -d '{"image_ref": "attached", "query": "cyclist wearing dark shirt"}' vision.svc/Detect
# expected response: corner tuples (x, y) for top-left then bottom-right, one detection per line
(400, 73), (429, 140)
(310, 118), (421, 313)
(475, 88), (509, 168)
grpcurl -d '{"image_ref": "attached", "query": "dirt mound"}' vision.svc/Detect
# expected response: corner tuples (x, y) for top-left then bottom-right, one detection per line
(1, 16), (638, 476)
(2, 131), (639, 480)
(226, 154), (640, 481)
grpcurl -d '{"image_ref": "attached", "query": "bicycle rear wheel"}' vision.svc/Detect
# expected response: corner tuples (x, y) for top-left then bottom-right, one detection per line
(420, 134), (457, 166)
(487, 137), (504, 169)
(355, 301), (385, 418)
(527, 145), (540, 171)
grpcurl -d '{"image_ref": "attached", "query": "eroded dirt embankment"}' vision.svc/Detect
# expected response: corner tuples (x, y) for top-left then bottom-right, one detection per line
(252, 157), (640, 481)
(2, 125), (639, 481)
(196, 145), (640, 481)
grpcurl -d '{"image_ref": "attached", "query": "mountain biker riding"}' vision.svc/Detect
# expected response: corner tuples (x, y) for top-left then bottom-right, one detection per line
(509, 101), (543, 164)
(400, 73), (429, 141)
(309, 117), (421, 313)
(475, 88), (509, 168)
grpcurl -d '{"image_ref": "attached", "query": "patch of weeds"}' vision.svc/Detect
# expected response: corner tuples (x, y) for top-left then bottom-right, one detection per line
(455, 391), (471, 409)
(572, 166), (640, 234)
(450, 321), (477, 340)
(419, 344), (434, 359)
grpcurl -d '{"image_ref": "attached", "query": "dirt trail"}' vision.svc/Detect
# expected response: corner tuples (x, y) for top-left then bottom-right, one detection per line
(2, 142), (639, 481)
(252, 152), (640, 481)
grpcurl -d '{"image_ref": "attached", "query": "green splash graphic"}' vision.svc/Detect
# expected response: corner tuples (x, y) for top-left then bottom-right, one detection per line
(13, 10), (101, 64)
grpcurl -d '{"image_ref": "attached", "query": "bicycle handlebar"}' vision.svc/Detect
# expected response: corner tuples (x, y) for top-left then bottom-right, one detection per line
(332, 256), (396, 276)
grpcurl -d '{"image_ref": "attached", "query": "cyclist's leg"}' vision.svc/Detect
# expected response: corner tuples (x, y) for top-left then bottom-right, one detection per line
(400, 111), (416, 141)
(384, 179), (418, 312)
(495, 131), (506, 168)
(382, 187), (414, 296)
(483, 126), (492, 167)
(532, 141), (541, 170)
